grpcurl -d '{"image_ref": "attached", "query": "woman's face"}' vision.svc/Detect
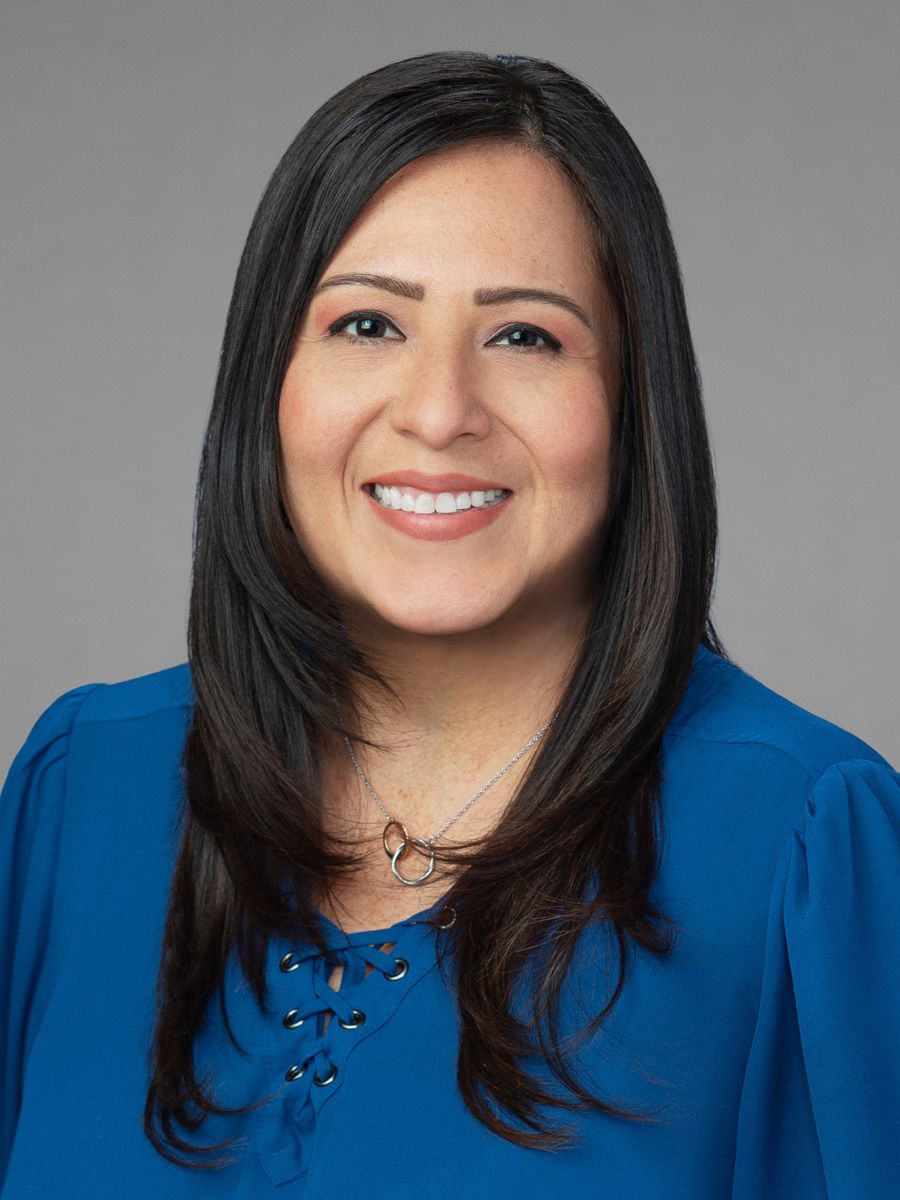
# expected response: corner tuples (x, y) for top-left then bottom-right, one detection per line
(278, 140), (620, 640)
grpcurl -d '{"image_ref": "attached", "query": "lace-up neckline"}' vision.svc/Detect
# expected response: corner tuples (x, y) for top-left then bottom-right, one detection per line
(252, 894), (456, 1188)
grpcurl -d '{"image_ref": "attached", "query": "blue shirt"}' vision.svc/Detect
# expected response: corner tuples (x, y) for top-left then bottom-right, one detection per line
(1, 644), (898, 1198)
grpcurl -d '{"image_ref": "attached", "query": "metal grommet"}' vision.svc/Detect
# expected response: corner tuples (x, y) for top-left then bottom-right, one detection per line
(282, 1008), (305, 1029)
(285, 1061), (307, 1082)
(436, 904), (457, 929)
(337, 1008), (366, 1030)
(279, 951), (301, 973)
(384, 957), (408, 981)
(314, 1063), (338, 1086)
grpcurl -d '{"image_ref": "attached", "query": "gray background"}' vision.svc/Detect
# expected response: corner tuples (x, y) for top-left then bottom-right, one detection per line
(2, 0), (897, 768)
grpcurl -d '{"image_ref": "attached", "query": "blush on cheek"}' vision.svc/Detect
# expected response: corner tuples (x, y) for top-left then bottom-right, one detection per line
(547, 422), (613, 536)
(552, 400), (613, 475)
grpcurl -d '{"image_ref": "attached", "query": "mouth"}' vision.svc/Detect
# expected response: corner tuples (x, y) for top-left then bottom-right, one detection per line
(363, 482), (513, 515)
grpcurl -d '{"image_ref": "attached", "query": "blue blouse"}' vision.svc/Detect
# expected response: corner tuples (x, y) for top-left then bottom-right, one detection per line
(1, 644), (898, 1198)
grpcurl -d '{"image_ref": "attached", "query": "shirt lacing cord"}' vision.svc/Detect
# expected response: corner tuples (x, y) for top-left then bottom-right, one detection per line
(252, 937), (417, 1188)
(278, 940), (409, 1087)
(254, 907), (455, 1188)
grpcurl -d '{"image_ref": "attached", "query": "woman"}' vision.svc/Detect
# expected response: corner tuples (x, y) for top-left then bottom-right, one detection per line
(1, 50), (897, 1199)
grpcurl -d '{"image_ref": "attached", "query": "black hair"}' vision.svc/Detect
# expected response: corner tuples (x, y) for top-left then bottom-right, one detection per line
(144, 49), (727, 1167)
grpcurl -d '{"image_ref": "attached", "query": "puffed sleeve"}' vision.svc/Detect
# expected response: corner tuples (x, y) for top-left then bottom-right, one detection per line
(732, 757), (900, 1199)
(0, 684), (102, 1178)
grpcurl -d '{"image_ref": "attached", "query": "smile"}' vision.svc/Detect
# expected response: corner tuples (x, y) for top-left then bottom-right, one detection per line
(361, 482), (512, 543)
(367, 483), (512, 515)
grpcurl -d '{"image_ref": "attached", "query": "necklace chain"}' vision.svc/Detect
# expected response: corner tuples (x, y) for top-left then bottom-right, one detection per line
(332, 682), (556, 886)
(342, 716), (555, 844)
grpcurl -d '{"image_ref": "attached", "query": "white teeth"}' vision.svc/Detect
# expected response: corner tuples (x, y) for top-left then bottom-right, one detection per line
(369, 484), (510, 514)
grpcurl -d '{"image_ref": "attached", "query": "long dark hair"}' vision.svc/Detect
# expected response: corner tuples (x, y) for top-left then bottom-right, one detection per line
(144, 49), (728, 1167)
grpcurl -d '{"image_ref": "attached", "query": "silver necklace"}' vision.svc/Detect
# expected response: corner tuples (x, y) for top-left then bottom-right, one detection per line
(341, 715), (556, 887)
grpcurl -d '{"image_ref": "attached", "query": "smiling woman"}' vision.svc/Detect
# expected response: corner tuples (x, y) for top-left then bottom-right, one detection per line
(2, 49), (898, 1200)
(278, 140), (619, 638)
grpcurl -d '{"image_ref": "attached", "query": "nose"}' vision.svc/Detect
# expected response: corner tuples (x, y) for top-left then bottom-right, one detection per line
(387, 341), (492, 449)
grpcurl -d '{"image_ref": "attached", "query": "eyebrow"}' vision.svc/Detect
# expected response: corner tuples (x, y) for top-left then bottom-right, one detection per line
(311, 272), (594, 332)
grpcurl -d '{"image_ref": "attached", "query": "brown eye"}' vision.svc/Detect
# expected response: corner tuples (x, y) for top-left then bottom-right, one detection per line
(328, 311), (402, 343)
(492, 324), (561, 353)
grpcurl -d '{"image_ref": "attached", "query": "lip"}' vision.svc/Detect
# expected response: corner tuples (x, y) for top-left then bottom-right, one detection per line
(363, 486), (511, 542)
(361, 469), (512, 493)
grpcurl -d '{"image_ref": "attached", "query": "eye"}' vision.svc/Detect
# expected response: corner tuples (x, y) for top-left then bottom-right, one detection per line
(327, 310), (402, 344)
(326, 311), (562, 354)
(490, 324), (562, 354)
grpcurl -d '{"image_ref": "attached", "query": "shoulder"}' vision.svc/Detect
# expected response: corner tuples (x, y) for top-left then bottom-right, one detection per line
(668, 643), (892, 785)
(2, 661), (195, 878)
(658, 644), (895, 872)
(47, 660), (194, 730)
(0, 663), (196, 1151)
(654, 651), (899, 1034)
(1, 662), (195, 956)
(6, 661), (195, 769)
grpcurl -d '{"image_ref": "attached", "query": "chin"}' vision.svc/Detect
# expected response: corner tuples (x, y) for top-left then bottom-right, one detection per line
(351, 592), (515, 640)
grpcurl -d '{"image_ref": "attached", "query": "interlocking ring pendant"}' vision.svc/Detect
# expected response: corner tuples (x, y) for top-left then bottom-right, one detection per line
(391, 837), (435, 886)
(382, 819), (410, 861)
(383, 818), (435, 885)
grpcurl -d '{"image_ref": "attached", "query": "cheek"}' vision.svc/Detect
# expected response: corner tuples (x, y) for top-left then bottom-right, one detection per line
(278, 378), (319, 467)
(277, 373), (363, 483)
(537, 396), (615, 523)
(278, 390), (342, 528)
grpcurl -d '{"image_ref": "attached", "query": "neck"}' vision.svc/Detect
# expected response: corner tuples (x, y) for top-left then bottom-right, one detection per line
(320, 595), (588, 847)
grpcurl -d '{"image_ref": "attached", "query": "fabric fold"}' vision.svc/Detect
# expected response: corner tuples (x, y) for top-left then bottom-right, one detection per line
(0, 683), (102, 1177)
(254, 1074), (319, 1187)
(733, 758), (900, 1199)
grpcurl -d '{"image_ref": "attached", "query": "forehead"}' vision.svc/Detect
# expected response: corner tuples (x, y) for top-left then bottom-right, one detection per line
(323, 141), (604, 300)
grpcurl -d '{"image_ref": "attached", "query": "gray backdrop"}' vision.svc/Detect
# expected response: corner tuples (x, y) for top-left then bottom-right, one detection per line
(2, 0), (897, 767)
